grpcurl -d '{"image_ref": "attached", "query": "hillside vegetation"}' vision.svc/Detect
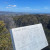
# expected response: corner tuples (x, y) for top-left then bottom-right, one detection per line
(0, 14), (50, 50)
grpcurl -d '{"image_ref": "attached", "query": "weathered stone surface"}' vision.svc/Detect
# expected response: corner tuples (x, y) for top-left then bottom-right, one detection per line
(10, 23), (48, 50)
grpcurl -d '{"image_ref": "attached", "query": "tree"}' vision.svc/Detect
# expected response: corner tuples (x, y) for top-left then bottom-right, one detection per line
(0, 21), (12, 50)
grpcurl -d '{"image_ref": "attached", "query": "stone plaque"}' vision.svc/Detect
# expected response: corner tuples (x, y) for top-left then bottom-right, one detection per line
(10, 23), (48, 50)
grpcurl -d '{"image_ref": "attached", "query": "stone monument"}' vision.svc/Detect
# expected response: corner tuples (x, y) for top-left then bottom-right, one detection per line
(10, 23), (48, 50)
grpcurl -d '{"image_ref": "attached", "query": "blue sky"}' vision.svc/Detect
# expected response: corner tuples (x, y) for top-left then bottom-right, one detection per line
(0, 0), (50, 13)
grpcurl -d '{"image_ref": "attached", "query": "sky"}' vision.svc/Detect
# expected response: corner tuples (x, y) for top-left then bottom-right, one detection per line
(0, 0), (50, 13)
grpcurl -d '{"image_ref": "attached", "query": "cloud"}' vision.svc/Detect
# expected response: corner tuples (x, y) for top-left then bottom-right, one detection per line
(33, 9), (39, 10)
(6, 7), (11, 8)
(44, 7), (48, 9)
(24, 7), (30, 9)
(22, 7), (39, 11)
(8, 5), (16, 7)
(6, 5), (16, 8)
(22, 7), (33, 10)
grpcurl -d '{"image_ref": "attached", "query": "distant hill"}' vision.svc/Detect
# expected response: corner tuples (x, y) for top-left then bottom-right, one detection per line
(0, 11), (30, 16)
(0, 11), (17, 16)
(0, 11), (50, 16)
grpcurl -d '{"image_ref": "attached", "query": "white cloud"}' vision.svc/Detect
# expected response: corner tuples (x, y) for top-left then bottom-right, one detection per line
(22, 7), (33, 10)
(23, 7), (39, 11)
(6, 7), (11, 8)
(6, 5), (16, 8)
(33, 9), (39, 10)
(25, 7), (30, 9)
(8, 5), (16, 7)
(44, 7), (48, 9)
